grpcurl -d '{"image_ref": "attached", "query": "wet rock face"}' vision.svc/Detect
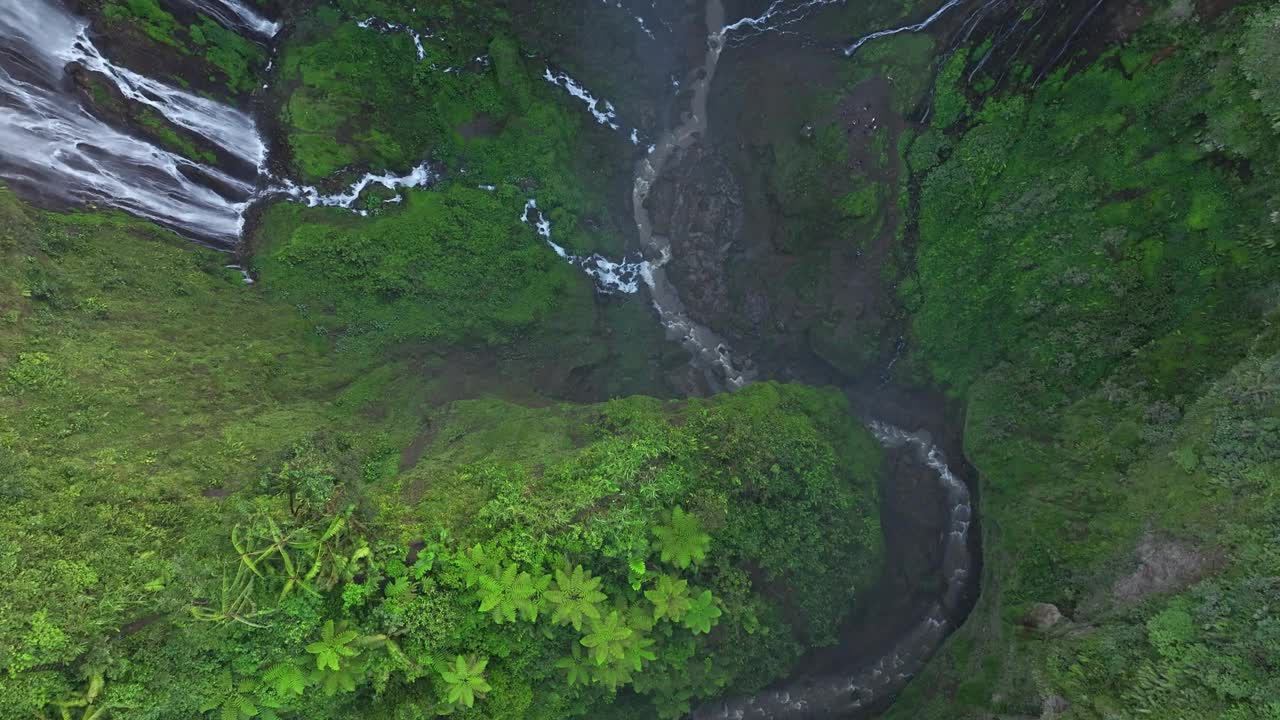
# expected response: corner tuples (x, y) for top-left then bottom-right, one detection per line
(646, 142), (744, 323)
(881, 448), (948, 588)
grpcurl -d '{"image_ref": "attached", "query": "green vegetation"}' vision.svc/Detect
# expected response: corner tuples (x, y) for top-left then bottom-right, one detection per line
(0, 181), (882, 719)
(189, 17), (265, 94)
(12, 0), (1280, 717)
(101, 0), (267, 94)
(254, 187), (577, 351)
(135, 108), (218, 165)
(102, 0), (181, 49)
(884, 1), (1280, 717)
(275, 1), (629, 258)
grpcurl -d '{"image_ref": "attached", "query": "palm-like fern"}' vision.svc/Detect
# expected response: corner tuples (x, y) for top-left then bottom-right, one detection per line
(476, 562), (547, 624)
(554, 644), (593, 687)
(644, 575), (691, 623)
(652, 507), (710, 569)
(306, 619), (360, 671)
(580, 611), (633, 666)
(438, 655), (492, 709)
(588, 626), (656, 691)
(682, 590), (722, 635)
(261, 662), (308, 698)
(310, 661), (362, 697)
(199, 671), (282, 720)
(545, 564), (608, 630)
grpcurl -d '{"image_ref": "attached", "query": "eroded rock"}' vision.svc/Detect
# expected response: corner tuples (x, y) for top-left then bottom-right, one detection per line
(1022, 602), (1064, 631)
(1111, 532), (1219, 604)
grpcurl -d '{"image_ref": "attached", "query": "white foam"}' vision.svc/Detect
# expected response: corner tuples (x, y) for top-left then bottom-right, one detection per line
(357, 16), (431, 61)
(277, 164), (435, 209)
(842, 0), (966, 56)
(543, 68), (620, 129)
(520, 198), (648, 294)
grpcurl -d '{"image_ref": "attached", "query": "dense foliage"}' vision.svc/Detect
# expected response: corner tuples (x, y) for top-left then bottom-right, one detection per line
(102, 0), (267, 94)
(255, 187), (578, 350)
(10, 0), (1280, 718)
(0, 191), (883, 719)
(882, 1), (1280, 717)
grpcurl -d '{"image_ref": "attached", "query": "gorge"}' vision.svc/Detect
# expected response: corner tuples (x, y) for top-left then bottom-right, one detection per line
(1, 0), (1277, 719)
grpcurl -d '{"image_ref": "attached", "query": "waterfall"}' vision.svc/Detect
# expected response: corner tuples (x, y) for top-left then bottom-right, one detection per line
(842, 0), (966, 56)
(0, 1), (261, 246)
(182, 0), (281, 39)
(67, 32), (266, 170)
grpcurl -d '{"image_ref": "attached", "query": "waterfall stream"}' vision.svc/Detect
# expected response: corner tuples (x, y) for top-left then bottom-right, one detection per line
(0, 1), (258, 244)
(627, 1), (977, 716)
(183, 0), (281, 39)
(0, 0), (977, 714)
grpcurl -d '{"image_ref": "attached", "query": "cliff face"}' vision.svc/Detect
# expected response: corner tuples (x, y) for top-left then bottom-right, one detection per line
(662, 0), (1280, 716)
(885, 1), (1280, 717)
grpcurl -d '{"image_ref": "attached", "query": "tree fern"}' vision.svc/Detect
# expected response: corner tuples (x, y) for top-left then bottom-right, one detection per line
(580, 611), (633, 666)
(309, 662), (362, 697)
(644, 575), (691, 623)
(554, 643), (592, 687)
(682, 590), (722, 635)
(199, 671), (282, 720)
(306, 620), (360, 671)
(652, 507), (710, 569)
(457, 544), (499, 589)
(545, 564), (607, 631)
(262, 662), (308, 698)
(476, 562), (545, 624)
(438, 655), (492, 709)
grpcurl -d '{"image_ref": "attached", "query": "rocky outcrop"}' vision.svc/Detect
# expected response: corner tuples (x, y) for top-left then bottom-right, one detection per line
(1110, 533), (1220, 604)
(645, 142), (744, 325)
(1021, 602), (1064, 631)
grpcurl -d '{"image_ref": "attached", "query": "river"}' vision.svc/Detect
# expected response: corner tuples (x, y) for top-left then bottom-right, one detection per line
(0, 0), (976, 716)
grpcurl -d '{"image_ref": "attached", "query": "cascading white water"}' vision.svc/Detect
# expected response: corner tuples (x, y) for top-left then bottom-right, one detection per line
(0, 0), (258, 244)
(67, 32), (266, 170)
(275, 164), (437, 211)
(183, 0), (281, 39)
(0, 3), (441, 247)
(842, 0), (966, 56)
(519, 198), (650, 294)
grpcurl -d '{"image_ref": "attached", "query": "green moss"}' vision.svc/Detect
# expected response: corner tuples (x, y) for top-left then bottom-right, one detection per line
(190, 17), (267, 94)
(0, 185), (885, 717)
(887, 3), (1280, 718)
(254, 183), (581, 351)
(839, 182), (881, 220)
(930, 49), (969, 129)
(135, 108), (218, 164)
(102, 0), (181, 48)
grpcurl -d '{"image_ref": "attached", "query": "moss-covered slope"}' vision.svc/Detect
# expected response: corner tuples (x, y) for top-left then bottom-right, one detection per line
(0, 189), (884, 719)
(885, 1), (1280, 717)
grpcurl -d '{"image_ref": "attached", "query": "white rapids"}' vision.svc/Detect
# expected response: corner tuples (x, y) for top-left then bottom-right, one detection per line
(183, 0), (282, 39)
(274, 164), (437, 213)
(520, 198), (649, 294)
(0, 1), (444, 247)
(68, 31), (267, 169)
(357, 16), (431, 61)
(0, 0), (261, 244)
(842, 0), (966, 56)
